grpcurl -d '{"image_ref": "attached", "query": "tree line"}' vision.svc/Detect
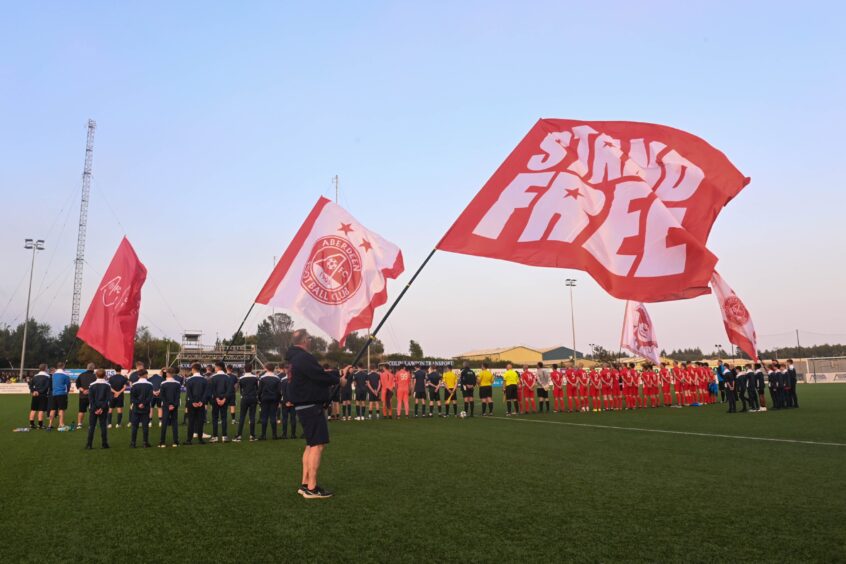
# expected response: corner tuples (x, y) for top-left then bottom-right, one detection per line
(2, 313), (842, 370)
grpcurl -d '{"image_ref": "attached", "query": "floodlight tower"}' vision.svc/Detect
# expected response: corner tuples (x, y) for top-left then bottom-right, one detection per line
(71, 119), (96, 326)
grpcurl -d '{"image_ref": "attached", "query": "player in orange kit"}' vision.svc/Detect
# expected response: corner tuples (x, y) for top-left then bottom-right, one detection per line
(379, 365), (395, 419)
(394, 364), (411, 418)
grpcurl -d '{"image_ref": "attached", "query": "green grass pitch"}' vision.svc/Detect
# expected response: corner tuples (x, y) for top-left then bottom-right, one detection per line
(1, 387), (845, 563)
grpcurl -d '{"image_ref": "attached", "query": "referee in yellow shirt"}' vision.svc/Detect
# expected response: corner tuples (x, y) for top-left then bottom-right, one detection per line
(442, 365), (458, 417)
(502, 363), (520, 416)
(478, 362), (494, 416)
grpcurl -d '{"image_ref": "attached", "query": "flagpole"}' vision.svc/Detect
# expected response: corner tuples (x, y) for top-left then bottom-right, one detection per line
(223, 302), (256, 357)
(350, 248), (438, 366)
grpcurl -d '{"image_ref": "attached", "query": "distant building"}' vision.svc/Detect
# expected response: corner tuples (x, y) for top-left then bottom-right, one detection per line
(457, 345), (584, 365)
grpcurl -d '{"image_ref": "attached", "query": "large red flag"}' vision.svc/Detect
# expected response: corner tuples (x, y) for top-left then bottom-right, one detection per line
(77, 237), (147, 368)
(620, 301), (661, 365)
(256, 197), (404, 345)
(438, 119), (749, 302)
(711, 271), (759, 361)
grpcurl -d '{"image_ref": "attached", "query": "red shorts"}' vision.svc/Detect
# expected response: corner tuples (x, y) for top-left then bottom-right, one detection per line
(553, 387), (564, 398)
(662, 383), (671, 393)
(579, 385), (588, 396)
(566, 386), (576, 397)
(601, 385), (611, 395)
(522, 387), (535, 398)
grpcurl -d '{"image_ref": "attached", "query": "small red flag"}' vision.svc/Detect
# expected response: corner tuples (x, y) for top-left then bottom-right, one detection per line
(437, 119), (750, 302)
(711, 271), (758, 361)
(77, 237), (147, 368)
(620, 301), (661, 365)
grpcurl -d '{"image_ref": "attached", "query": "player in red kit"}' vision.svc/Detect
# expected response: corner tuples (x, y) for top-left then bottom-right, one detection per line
(589, 368), (602, 411)
(565, 366), (579, 412)
(577, 366), (589, 412)
(520, 365), (536, 413)
(551, 364), (565, 412)
(672, 363), (684, 406)
(611, 365), (623, 411)
(659, 363), (672, 406)
(630, 363), (644, 408)
(600, 365), (613, 411)
(642, 365), (657, 407)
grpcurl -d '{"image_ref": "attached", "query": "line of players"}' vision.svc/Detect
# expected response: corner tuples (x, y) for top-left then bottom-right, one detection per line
(499, 361), (717, 415)
(329, 360), (717, 419)
(27, 360), (303, 448)
(26, 358), (721, 446)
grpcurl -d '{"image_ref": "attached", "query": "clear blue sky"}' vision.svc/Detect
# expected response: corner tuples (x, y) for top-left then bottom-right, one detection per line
(1, 1), (844, 357)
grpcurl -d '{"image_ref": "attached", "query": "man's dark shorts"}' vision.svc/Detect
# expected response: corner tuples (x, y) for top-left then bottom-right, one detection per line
(110, 394), (125, 408)
(297, 404), (329, 446)
(49, 395), (69, 411)
(505, 384), (519, 401)
(479, 386), (493, 399)
(78, 396), (90, 413)
(414, 390), (427, 400)
(226, 395), (236, 407)
(355, 389), (368, 402)
(30, 395), (48, 412)
(537, 388), (549, 399)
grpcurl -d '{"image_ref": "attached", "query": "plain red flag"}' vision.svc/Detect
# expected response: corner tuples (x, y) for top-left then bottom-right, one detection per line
(437, 119), (750, 302)
(77, 237), (147, 368)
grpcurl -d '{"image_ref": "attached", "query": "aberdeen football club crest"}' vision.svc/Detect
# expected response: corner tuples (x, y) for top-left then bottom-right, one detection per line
(723, 295), (750, 326)
(301, 236), (363, 305)
(100, 276), (128, 308)
(634, 305), (657, 348)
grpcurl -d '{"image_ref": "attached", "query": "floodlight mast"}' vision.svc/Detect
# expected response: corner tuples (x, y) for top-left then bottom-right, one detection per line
(71, 119), (96, 327)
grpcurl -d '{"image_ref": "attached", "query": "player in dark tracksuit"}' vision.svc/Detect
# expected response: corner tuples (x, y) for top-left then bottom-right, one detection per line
(353, 366), (369, 420)
(235, 363), (259, 441)
(184, 363), (208, 445)
(27, 365), (51, 429)
(209, 361), (234, 442)
(785, 360), (799, 408)
(129, 371), (154, 448)
(148, 369), (164, 426)
(226, 365), (239, 424)
(107, 371), (128, 428)
(86, 370), (112, 449)
(159, 369), (181, 447)
(258, 366), (282, 440)
(280, 370), (297, 439)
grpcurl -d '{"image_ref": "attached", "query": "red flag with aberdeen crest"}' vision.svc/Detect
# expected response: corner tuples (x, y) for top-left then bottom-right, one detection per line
(77, 237), (147, 368)
(620, 301), (661, 365)
(255, 197), (404, 344)
(437, 119), (750, 302)
(711, 271), (759, 361)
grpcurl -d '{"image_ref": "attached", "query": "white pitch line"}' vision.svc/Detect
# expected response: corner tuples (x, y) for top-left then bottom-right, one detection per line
(487, 416), (846, 447)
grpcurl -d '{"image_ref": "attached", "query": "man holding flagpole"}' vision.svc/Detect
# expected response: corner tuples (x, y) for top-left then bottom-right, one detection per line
(286, 330), (350, 499)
